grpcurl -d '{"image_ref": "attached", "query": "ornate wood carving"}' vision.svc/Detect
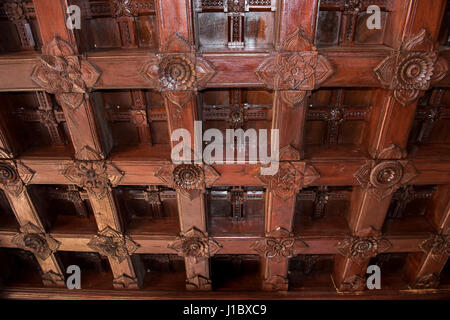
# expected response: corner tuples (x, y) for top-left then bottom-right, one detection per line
(186, 274), (212, 290)
(111, 0), (137, 17)
(255, 28), (333, 101)
(419, 234), (450, 263)
(354, 160), (418, 201)
(113, 274), (139, 288)
(374, 29), (449, 105)
(62, 161), (124, 200)
(257, 146), (320, 201)
(168, 227), (222, 263)
(336, 235), (392, 264)
(0, 160), (34, 197)
(155, 163), (220, 199)
(12, 223), (61, 260)
(42, 271), (65, 286)
(140, 33), (216, 92)
(263, 275), (288, 291)
(88, 226), (139, 263)
(31, 38), (101, 110)
(252, 227), (307, 262)
(412, 273), (440, 289)
(339, 274), (366, 292)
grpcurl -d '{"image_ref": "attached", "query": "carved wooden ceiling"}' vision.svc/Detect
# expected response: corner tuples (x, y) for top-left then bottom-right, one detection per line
(0, 0), (449, 299)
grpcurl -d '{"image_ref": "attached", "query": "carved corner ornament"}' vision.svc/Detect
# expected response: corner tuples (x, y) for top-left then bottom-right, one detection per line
(111, 0), (137, 17)
(339, 274), (366, 293)
(31, 37), (101, 110)
(113, 274), (139, 289)
(88, 226), (139, 263)
(377, 144), (407, 160)
(0, 160), (34, 197)
(257, 146), (320, 201)
(155, 163), (220, 199)
(42, 270), (65, 286)
(412, 273), (440, 290)
(168, 227), (222, 263)
(12, 223), (61, 260)
(186, 275), (212, 291)
(336, 235), (392, 265)
(252, 227), (308, 262)
(263, 275), (289, 291)
(374, 29), (449, 106)
(62, 160), (124, 199)
(255, 28), (334, 105)
(419, 234), (449, 263)
(354, 160), (418, 201)
(140, 33), (216, 92)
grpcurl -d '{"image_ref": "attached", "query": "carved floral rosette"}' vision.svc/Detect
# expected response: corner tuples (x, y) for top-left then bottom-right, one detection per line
(88, 226), (140, 263)
(255, 28), (333, 105)
(374, 29), (448, 106)
(140, 33), (216, 92)
(354, 160), (418, 201)
(155, 163), (220, 199)
(31, 38), (101, 110)
(336, 235), (392, 265)
(12, 223), (61, 260)
(62, 160), (124, 200)
(252, 227), (308, 262)
(0, 160), (34, 197)
(168, 227), (222, 263)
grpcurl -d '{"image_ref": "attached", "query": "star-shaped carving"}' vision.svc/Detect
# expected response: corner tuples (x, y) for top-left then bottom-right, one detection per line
(255, 28), (333, 94)
(88, 226), (139, 263)
(354, 160), (418, 201)
(168, 227), (222, 263)
(252, 227), (308, 262)
(336, 235), (392, 265)
(374, 29), (448, 105)
(12, 223), (61, 260)
(31, 38), (101, 110)
(62, 161), (124, 199)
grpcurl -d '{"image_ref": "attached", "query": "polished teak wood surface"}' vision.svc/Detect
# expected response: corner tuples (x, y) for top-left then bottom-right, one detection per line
(0, 0), (449, 299)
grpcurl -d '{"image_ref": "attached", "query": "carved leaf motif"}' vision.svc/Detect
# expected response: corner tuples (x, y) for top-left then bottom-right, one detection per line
(279, 28), (314, 52)
(161, 32), (194, 53)
(168, 227), (222, 263)
(88, 226), (139, 263)
(336, 235), (392, 264)
(12, 223), (61, 260)
(378, 144), (406, 160)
